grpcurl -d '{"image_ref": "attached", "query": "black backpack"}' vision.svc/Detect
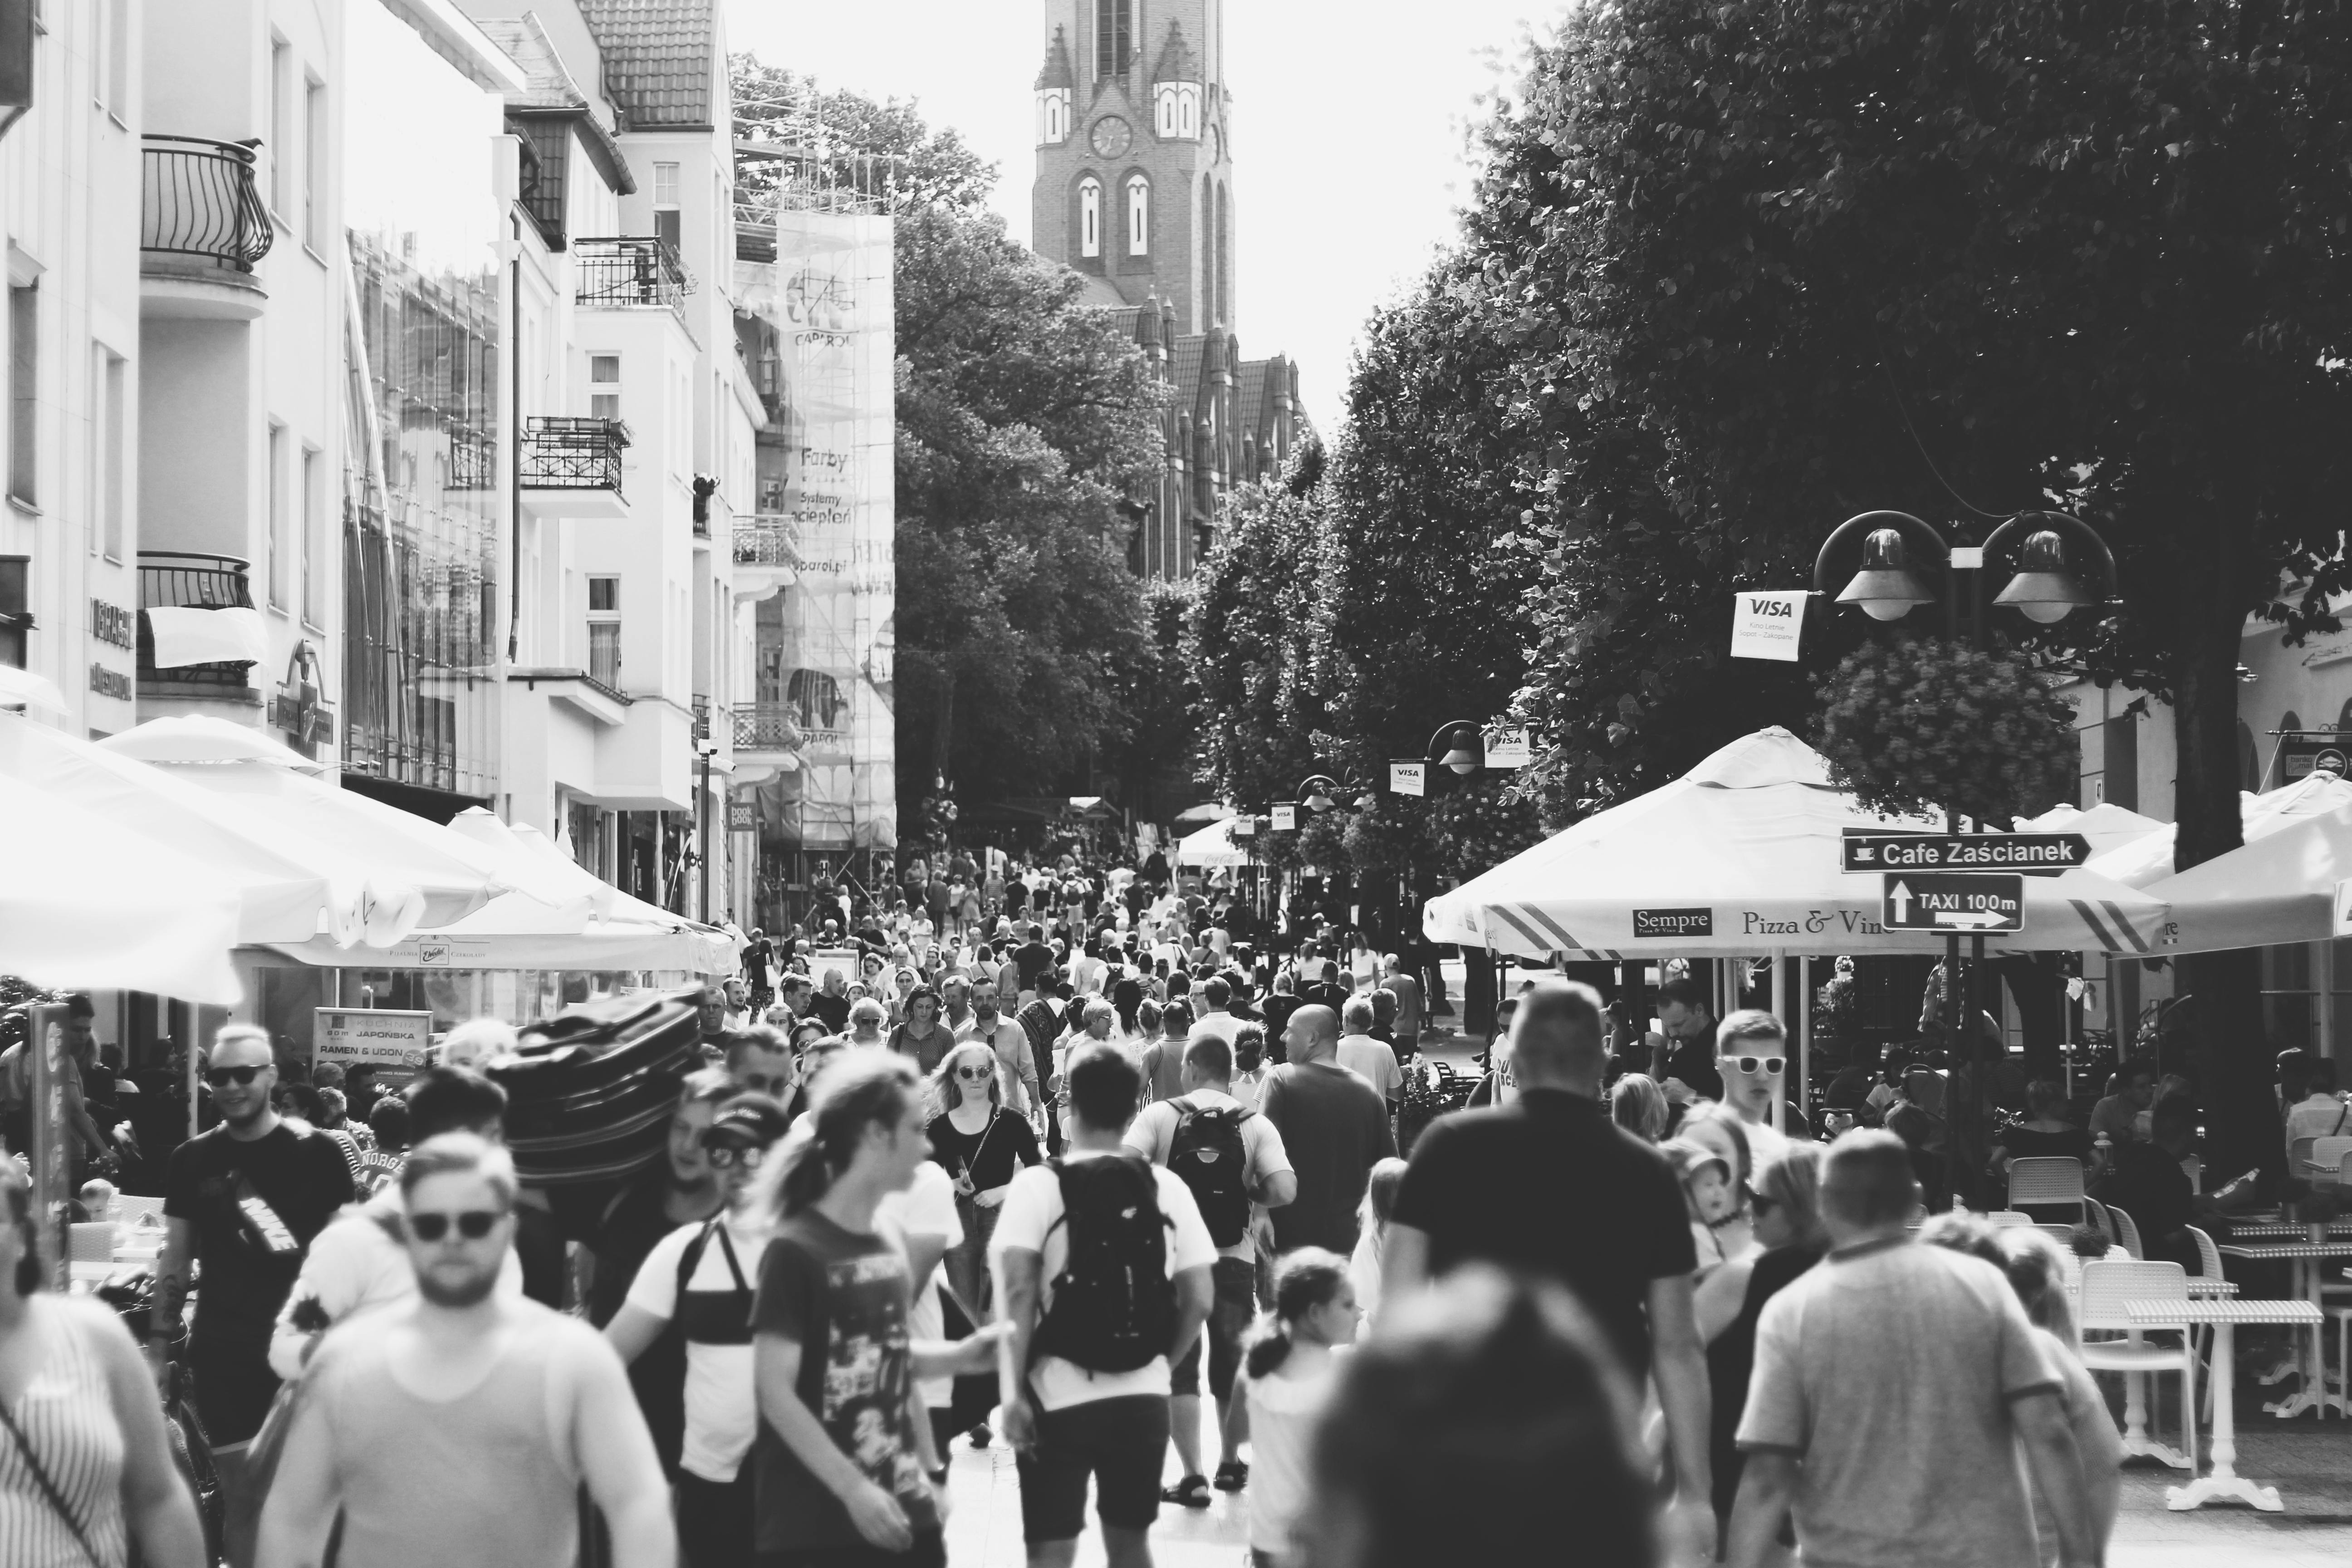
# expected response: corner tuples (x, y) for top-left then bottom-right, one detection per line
(1034, 1152), (1176, 1373)
(1167, 1096), (1252, 1248)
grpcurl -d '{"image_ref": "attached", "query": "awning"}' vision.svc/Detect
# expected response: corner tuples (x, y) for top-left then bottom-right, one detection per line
(1175, 818), (1251, 870)
(2140, 803), (2352, 954)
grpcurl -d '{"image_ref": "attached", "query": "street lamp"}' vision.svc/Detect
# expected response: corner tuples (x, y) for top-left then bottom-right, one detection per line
(1298, 774), (1340, 813)
(1352, 780), (1381, 811)
(1428, 721), (1484, 776)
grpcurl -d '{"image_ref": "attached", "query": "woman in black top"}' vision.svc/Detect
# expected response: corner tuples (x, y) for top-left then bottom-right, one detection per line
(926, 1040), (1042, 1314)
(1697, 1143), (1828, 1550)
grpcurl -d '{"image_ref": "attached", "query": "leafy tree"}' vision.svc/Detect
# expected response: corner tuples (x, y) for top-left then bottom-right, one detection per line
(1465, 0), (2352, 1179)
(730, 57), (1166, 833)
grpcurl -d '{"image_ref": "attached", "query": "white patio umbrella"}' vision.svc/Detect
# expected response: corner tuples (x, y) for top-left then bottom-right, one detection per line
(1174, 818), (1250, 869)
(1424, 727), (2167, 959)
(0, 772), (242, 1003)
(2014, 801), (2169, 862)
(257, 897), (741, 974)
(98, 712), (326, 772)
(0, 713), (414, 946)
(2138, 803), (2352, 954)
(2081, 772), (2352, 889)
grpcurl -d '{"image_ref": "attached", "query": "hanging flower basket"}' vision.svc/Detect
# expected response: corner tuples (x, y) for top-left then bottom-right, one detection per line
(1813, 638), (2077, 826)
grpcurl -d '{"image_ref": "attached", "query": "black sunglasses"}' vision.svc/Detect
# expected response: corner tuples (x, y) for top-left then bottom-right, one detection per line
(205, 1065), (267, 1087)
(409, 1210), (505, 1242)
(955, 1065), (994, 1081)
(1728, 1056), (1787, 1076)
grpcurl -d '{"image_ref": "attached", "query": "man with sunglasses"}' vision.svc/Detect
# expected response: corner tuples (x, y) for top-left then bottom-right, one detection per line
(608, 1096), (793, 1566)
(157, 1024), (354, 1568)
(256, 1135), (674, 1568)
(1714, 1010), (1812, 1166)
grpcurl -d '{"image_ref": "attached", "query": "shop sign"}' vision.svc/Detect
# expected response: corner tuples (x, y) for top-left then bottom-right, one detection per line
(1633, 907), (1713, 939)
(88, 663), (132, 700)
(314, 1008), (434, 1088)
(1389, 761), (1425, 797)
(89, 598), (136, 649)
(1484, 727), (1532, 768)
(1842, 830), (2089, 874)
(2335, 880), (2352, 939)
(2283, 734), (2351, 781)
(1729, 590), (1807, 661)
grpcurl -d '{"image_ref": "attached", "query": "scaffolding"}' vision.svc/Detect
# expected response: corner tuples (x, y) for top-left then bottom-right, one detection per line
(733, 72), (902, 244)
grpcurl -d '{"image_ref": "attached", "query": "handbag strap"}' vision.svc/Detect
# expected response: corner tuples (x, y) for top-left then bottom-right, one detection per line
(0, 1394), (103, 1567)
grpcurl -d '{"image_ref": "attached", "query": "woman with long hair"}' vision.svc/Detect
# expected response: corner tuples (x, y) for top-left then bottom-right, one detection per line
(1347, 1158), (1409, 1329)
(1226, 1250), (1356, 1568)
(888, 986), (952, 1075)
(925, 1039), (1041, 1451)
(0, 1165), (207, 1567)
(1696, 1145), (1829, 1559)
(1610, 1074), (1669, 1143)
(746, 1053), (949, 1561)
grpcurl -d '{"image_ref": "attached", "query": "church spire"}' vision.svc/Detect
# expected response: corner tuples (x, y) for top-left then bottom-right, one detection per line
(1152, 20), (1196, 84)
(1035, 24), (1075, 90)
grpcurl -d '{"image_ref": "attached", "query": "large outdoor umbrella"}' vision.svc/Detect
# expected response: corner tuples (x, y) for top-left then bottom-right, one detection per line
(1175, 818), (1250, 869)
(2014, 801), (2169, 862)
(1424, 727), (2168, 960)
(2136, 803), (2352, 955)
(0, 772), (242, 1003)
(2081, 772), (2352, 889)
(1172, 802), (1235, 825)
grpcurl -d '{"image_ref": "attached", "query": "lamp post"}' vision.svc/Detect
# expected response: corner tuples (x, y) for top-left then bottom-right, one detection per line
(1297, 774), (1341, 813)
(695, 741), (718, 925)
(1813, 509), (2117, 1205)
(1428, 720), (1485, 778)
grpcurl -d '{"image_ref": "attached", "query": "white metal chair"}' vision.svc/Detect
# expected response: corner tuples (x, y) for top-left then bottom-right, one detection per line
(2078, 1259), (2196, 1470)
(65, 1223), (116, 1264)
(2034, 1223), (2077, 1243)
(2184, 1225), (2227, 1417)
(2008, 1156), (2087, 1220)
(2083, 1197), (2119, 1249)
(1985, 1210), (2033, 1229)
(2311, 1136), (2352, 1181)
(2291, 1136), (2319, 1172)
(2108, 1204), (2146, 1260)
(110, 1194), (167, 1230)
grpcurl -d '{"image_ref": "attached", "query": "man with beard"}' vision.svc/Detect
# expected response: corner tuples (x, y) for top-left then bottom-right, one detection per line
(157, 1024), (353, 1568)
(255, 1135), (673, 1568)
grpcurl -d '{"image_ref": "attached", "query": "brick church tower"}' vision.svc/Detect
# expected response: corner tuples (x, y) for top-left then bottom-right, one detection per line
(1032, 0), (1232, 335)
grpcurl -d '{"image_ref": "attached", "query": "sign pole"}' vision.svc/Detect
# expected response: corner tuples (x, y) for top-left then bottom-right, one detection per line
(1798, 956), (1811, 1126)
(1769, 951), (1786, 1134)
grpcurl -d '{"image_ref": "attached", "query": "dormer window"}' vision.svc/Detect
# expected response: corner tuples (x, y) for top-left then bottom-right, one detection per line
(1037, 88), (1072, 146)
(1154, 82), (1200, 140)
(1079, 177), (1102, 258)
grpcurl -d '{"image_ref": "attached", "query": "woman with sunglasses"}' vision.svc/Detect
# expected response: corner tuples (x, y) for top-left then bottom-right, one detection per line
(604, 1094), (793, 1568)
(926, 1041), (1039, 1450)
(1695, 1144), (1827, 1562)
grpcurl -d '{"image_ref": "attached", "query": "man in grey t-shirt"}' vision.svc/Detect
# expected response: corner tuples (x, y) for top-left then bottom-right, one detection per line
(1728, 1131), (2098, 1568)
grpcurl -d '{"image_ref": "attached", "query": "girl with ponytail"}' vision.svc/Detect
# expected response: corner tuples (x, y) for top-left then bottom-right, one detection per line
(1229, 1248), (1355, 1567)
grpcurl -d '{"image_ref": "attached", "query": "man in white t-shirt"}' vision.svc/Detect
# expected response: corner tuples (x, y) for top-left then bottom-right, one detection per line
(1124, 1034), (1295, 1502)
(1334, 995), (1402, 1112)
(1186, 975), (1243, 1054)
(877, 1136), (965, 1468)
(994, 1043), (1215, 1568)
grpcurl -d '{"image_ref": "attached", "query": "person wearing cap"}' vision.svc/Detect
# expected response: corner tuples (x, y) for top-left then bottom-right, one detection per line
(606, 1093), (793, 1567)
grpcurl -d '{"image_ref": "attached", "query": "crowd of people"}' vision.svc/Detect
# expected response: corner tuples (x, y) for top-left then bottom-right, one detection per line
(5, 850), (2262, 1568)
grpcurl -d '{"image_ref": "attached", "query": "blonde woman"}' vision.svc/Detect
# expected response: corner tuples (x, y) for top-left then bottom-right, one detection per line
(925, 1040), (1041, 1321)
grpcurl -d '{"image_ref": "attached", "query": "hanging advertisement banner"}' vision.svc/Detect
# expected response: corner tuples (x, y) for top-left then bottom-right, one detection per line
(314, 1008), (435, 1089)
(1271, 803), (1298, 831)
(1390, 762), (1426, 797)
(1729, 590), (1808, 661)
(1484, 727), (1533, 768)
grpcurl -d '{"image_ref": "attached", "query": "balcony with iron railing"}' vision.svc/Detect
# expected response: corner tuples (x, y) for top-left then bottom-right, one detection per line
(733, 514), (804, 570)
(732, 704), (804, 753)
(519, 417), (628, 518)
(573, 237), (696, 312)
(137, 552), (261, 693)
(141, 136), (273, 315)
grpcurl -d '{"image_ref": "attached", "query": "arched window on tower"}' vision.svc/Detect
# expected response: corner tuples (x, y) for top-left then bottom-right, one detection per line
(1127, 176), (1149, 256)
(1095, 0), (1132, 78)
(1079, 177), (1102, 259)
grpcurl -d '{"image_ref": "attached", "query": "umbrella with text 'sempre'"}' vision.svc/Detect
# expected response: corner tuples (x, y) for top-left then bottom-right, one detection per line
(1424, 727), (2166, 960)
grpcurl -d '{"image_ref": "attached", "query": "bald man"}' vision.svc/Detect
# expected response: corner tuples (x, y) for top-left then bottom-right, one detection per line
(1257, 1004), (1394, 1254)
(1383, 980), (1714, 1564)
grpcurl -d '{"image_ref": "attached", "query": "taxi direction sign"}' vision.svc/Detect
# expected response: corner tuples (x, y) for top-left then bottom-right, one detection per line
(1882, 873), (2024, 932)
(1842, 830), (2090, 876)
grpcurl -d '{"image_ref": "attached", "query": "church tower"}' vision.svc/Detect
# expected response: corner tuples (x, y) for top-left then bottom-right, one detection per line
(1033, 0), (1234, 337)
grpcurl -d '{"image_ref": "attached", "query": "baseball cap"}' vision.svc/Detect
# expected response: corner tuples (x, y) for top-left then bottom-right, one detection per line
(704, 1096), (792, 1150)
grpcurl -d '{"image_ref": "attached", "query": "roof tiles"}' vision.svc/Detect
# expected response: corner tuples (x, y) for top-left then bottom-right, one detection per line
(578, 0), (717, 128)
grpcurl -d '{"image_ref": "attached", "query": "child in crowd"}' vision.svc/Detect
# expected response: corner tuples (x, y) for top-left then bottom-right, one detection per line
(1348, 1158), (1409, 1329)
(1227, 1249), (1358, 1568)
(1663, 1137), (1744, 1278)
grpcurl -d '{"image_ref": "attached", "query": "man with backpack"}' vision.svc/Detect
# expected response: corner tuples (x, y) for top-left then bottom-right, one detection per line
(1123, 1035), (1296, 1504)
(992, 1043), (1217, 1568)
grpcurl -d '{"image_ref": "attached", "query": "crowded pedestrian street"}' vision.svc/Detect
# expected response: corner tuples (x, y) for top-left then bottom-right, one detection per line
(10, 0), (2352, 1565)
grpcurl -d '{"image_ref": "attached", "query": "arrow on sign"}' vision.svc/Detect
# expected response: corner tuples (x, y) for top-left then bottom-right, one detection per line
(1889, 881), (1913, 922)
(1935, 911), (2009, 930)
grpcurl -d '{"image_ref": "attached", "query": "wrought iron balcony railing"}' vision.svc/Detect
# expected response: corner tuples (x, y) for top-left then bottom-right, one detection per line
(137, 551), (258, 688)
(573, 237), (695, 309)
(733, 514), (803, 568)
(141, 136), (274, 274)
(733, 704), (804, 751)
(521, 417), (627, 493)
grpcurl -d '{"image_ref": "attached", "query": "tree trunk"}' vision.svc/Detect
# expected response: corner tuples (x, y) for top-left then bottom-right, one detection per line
(2170, 524), (2285, 1186)
(1993, 955), (2064, 1079)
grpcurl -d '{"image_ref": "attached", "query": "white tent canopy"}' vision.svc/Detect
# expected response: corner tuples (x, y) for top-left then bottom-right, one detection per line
(1175, 818), (1250, 869)
(0, 772), (242, 1003)
(2080, 773), (2352, 890)
(2139, 803), (2352, 955)
(2014, 801), (2169, 862)
(1425, 727), (2168, 959)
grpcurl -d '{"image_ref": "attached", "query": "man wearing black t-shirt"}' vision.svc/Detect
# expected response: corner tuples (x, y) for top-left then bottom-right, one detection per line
(1385, 980), (1714, 1565)
(159, 1024), (354, 1568)
(1656, 976), (1725, 1104)
(1013, 925), (1056, 998)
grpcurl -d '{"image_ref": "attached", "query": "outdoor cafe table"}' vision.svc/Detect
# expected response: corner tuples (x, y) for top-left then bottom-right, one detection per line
(2215, 1240), (2352, 1418)
(2127, 1298), (2324, 1511)
(2226, 1217), (2352, 1240)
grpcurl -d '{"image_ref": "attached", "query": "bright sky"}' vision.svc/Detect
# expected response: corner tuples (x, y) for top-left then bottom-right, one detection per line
(725, 0), (1563, 432)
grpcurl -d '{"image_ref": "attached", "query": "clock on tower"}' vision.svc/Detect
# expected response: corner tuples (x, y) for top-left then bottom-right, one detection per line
(1089, 115), (1133, 159)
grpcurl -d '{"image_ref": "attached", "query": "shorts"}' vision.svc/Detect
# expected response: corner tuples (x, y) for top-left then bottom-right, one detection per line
(1015, 1395), (1171, 1543)
(1171, 1256), (1257, 1401)
(188, 1336), (279, 1446)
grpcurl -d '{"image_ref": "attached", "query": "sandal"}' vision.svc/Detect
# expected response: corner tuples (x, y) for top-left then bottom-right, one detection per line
(1161, 1474), (1212, 1508)
(1213, 1460), (1249, 1492)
